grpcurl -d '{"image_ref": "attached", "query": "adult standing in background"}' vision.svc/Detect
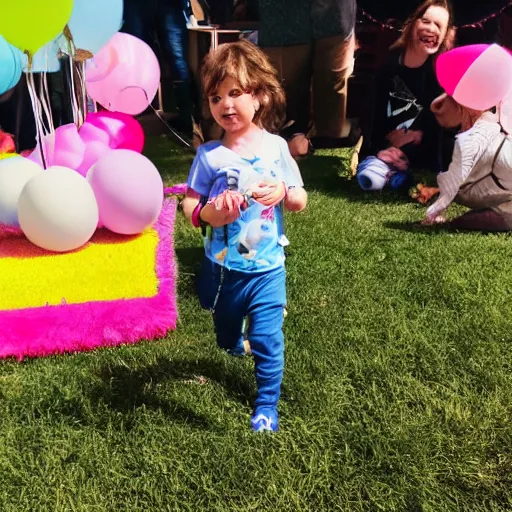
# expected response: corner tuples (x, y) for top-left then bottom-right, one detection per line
(122, 0), (194, 137)
(259, 0), (358, 156)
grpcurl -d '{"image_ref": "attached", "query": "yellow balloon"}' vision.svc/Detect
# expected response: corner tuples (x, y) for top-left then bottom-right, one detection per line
(1, 0), (74, 56)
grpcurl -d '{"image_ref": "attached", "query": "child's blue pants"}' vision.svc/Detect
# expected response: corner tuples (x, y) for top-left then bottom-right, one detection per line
(198, 259), (286, 410)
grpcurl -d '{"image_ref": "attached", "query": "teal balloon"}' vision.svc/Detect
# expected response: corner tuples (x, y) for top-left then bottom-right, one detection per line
(67, 0), (123, 55)
(0, 36), (23, 95)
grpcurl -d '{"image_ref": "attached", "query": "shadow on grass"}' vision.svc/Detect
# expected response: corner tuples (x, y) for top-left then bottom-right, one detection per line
(383, 220), (445, 234)
(89, 356), (255, 430)
(175, 247), (203, 296)
(175, 247), (203, 276)
(384, 220), (512, 236)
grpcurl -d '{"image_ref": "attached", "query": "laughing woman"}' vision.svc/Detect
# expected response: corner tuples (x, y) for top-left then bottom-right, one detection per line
(365, 0), (455, 180)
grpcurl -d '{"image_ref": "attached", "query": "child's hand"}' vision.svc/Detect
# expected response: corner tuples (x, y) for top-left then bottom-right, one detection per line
(284, 186), (307, 212)
(377, 147), (409, 171)
(250, 181), (286, 207)
(212, 189), (247, 212)
(386, 129), (423, 148)
(201, 190), (246, 227)
(421, 214), (446, 226)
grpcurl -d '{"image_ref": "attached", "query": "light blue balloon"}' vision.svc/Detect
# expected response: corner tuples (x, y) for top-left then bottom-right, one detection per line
(22, 38), (62, 73)
(67, 0), (123, 55)
(0, 36), (23, 95)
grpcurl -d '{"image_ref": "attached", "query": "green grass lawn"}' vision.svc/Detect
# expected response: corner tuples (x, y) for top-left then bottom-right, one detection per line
(1, 136), (512, 511)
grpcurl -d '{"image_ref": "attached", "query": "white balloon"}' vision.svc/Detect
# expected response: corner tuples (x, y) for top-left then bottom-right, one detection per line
(18, 166), (99, 252)
(0, 156), (43, 227)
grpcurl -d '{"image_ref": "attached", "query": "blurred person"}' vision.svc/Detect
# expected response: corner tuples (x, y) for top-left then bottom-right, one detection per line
(122, 0), (194, 135)
(361, 0), (455, 191)
(259, 0), (358, 155)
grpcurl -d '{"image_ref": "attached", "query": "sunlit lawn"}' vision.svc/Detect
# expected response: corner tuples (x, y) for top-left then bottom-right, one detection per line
(1, 136), (511, 511)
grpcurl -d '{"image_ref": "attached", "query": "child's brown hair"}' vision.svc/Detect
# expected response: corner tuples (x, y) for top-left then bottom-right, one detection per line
(201, 39), (286, 133)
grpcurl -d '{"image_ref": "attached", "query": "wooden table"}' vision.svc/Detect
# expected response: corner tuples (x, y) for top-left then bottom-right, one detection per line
(188, 25), (245, 51)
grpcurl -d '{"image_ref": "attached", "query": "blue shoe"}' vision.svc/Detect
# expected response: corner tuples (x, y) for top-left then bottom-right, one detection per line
(251, 407), (278, 432)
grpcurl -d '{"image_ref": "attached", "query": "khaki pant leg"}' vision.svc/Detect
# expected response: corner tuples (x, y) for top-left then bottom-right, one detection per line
(457, 176), (512, 210)
(262, 45), (313, 134)
(312, 33), (355, 138)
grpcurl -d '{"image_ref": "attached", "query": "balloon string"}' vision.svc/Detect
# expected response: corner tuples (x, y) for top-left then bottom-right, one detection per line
(68, 54), (80, 126)
(134, 88), (192, 148)
(74, 61), (88, 121)
(73, 61), (82, 123)
(40, 46), (55, 133)
(44, 72), (55, 133)
(150, 105), (192, 148)
(26, 73), (48, 169)
(62, 33), (83, 127)
(39, 72), (55, 134)
(27, 72), (47, 139)
(76, 62), (86, 126)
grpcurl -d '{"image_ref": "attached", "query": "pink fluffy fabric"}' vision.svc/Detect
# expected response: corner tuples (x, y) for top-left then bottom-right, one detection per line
(164, 183), (187, 195)
(0, 200), (178, 360)
(0, 224), (23, 238)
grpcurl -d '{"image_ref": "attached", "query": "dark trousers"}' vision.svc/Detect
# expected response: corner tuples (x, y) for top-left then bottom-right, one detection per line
(122, 0), (193, 129)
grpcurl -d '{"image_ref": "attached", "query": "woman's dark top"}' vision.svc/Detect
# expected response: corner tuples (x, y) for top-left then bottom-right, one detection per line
(258, 0), (357, 47)
(369, 49), (447, 171)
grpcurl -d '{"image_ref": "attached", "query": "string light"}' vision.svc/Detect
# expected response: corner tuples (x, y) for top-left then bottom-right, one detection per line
(358, 2), (511, 32)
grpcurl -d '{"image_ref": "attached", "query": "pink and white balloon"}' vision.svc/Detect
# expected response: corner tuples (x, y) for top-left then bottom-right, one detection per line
(87, 150), (163, 235)
(85, 33), (161, 115)
(436, 44), (512, 111)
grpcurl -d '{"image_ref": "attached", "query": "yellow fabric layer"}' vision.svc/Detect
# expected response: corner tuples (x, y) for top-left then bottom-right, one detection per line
(0, 153), (18, 160)
(0, 228), (159, 311)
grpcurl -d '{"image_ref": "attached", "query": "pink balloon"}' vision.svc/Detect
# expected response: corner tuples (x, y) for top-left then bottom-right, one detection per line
(436, 44), (512, 111)
(28, 123), (111, 176)
(28, 133), (55, 167)
(436, 44), (489, 97)
(76, 140), (111, 177)
(87, 149), (163, 235)
(81, 111), (144, 152)
(85, 33), (161, 115)
(85, 45), (119, 83)
(52, 124), (86, 169)
(79, 123), (111, 146)
(28, 124), (85, 169)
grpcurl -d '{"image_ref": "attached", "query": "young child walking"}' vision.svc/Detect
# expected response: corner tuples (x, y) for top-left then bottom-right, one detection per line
(182, 40), (307, 432)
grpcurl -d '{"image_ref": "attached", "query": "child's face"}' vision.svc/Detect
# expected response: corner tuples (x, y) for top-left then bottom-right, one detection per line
(412, 5), (449, 56)
(208, 77), (259, 135)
